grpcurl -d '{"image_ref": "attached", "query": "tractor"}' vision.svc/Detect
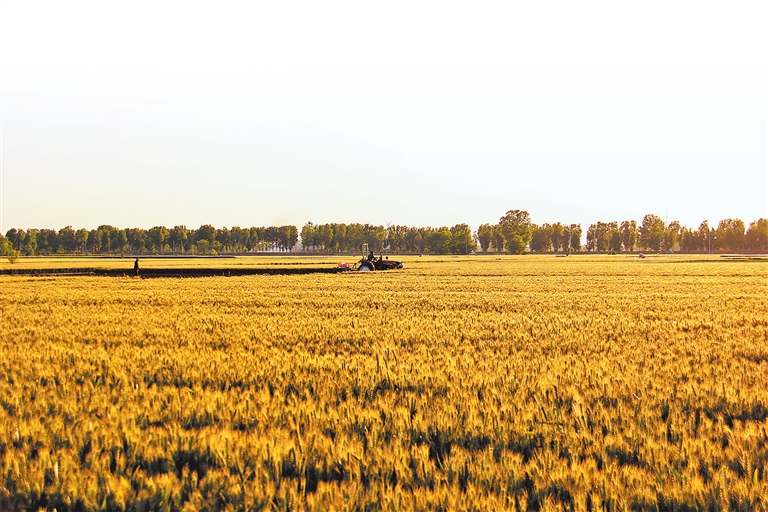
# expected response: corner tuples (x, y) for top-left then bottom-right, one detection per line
(337, 244), (404, 272)
(356, 254), (404, 271)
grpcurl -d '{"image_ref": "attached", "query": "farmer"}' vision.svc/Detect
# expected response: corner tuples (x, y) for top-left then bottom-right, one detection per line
(368, 250), (375, 262)
(134, 258), (140, 276)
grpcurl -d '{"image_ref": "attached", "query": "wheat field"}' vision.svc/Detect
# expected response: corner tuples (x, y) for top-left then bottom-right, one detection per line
(0, 256), (766, 511)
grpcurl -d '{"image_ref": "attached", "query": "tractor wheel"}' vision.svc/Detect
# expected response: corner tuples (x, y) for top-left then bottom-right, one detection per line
(358, 262), (373, 271)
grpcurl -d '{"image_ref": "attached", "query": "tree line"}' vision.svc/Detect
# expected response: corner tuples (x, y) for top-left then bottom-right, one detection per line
(0, 224), (298, 256)
(1, 211), (766, 257)
(581, 215), (767, 253)
(501, 212), (766, 254)
(300, 222), (474, 255)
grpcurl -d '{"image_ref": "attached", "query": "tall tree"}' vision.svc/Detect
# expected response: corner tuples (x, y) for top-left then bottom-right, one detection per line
(663, 221), (682, 252)
(449, 224), (474, 254)
(314, 224), (333, 252)
(476, 224), (494, 252)
(230, 226), (249, 252)
(638, 214), (665, 252)
(75, 228), (89, 253)
(569, 224), (582, 252)
(405, 227), (424, 253)
(586, 221), (619, 252)
(491, 225), (504, 253)
(716, 218), (745, 251)
(4, 229), (20, 249)
(147, 226), (169, 253)
(58, 226), (77, 253)
(499, 210), (532, 255)
(126, 228), (147, 253)
(110, 229), (128, 253)
(620, 220), (637, 251)
(281, 225), (299, 251)
(529, 224), (553, 253)
(745, 218), (768, 252)
(300, 222), (316, 251)
(696, 221), (711, 252)
(170, 226), (189, 253)
(216, 227), (231, 251)
(609, 229), (622, 253)
(24, 229), (38, 255)
(97, 226), (119, 253)
(365, 224), (387, 252)
(195, 225), (217, 244)
(426, 227), (452, 254)
(550, 223), (567, 253)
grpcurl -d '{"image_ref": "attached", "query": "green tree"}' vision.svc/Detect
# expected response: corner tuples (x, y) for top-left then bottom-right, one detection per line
(75, 228), (89, 253)
(426, 227), (452, 254)
(620, 220), (637, 252)
(609, 229), (622, 253)
(4, 229), (20, 250)
(680, 228), (696, 252)
(25, 229), (38, 256)
(569, 224), (582, 252)
(170, 226), (189, 253)
(58, 226), (76, 253)
(281, 225), (299, 251)
(550, 223), (567, 253)
(586, 222), (616, 252)
(405, 227), (424, 253)
(97, 225), (119, 253)
(216, 227), (231, 251)
(696, 221), (711, 252)
(716, 218), (745, 251)
(387, 225), (408, 253)
(2, 233), (20, 261)
(37, 228), (59, 254)
(127, 228), (147, 253)
(195, 225), (217, 244)
(745, 218), (768, 252)
(247, 227), (261, 251)
(663, 221), (682, 252)
(449, 224), (474, 254)
(499, 210), (532, 254)
(148, 226), (169, 253)
(638, 214), (665, 252)
(476, 224), (493, 252)
(529, 224), (553, 253)
(230, 226), (249, 252)
(110, 229), (128, 253)
(314, 224), (333, 252)
(301, 222), (316, 251)
(88, 229), (101, 252)
(196, 239), (212, 254)
(341, 223), (361, 253)
(364, 224), (387, 252)
(491, 225), (504, 252)
(505, 235), (527, 255)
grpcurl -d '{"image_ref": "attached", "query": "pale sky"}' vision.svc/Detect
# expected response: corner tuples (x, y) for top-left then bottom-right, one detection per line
(1, 0), (766, 234)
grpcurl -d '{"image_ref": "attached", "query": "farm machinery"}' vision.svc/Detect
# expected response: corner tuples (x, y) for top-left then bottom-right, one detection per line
(337, 244), (404, 272)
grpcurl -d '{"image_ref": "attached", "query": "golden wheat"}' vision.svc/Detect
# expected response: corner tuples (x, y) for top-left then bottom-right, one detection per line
(0, 256), (766, 511)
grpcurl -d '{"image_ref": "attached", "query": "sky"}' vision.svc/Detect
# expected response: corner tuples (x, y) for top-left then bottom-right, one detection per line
(1, 0), (766, 235)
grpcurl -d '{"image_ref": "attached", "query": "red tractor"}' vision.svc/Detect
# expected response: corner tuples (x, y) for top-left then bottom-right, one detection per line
(357, 254), (404, 271)
(337, 250), (404, 272)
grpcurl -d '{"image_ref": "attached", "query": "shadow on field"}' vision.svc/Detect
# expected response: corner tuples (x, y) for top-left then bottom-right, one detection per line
(0, 267), (342, 278)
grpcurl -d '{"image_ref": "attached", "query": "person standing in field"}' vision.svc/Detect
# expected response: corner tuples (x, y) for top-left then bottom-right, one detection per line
(134, 258), (140, 276)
